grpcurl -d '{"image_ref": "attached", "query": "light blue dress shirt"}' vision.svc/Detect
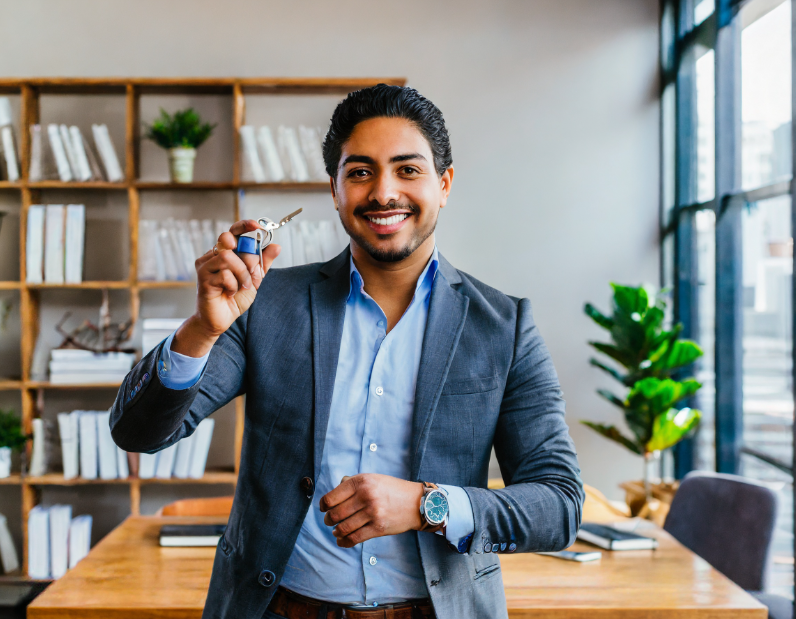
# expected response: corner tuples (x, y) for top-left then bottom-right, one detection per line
(158, 248), (474, 605)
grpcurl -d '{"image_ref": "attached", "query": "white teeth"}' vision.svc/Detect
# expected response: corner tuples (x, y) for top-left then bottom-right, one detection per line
(367, 214), (409, 226)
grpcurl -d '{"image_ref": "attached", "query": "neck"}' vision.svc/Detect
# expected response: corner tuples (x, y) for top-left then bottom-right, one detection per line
(349, 235), (435, 332)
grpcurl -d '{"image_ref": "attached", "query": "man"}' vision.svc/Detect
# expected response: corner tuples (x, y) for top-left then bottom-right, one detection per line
(111, 84), (583, 619)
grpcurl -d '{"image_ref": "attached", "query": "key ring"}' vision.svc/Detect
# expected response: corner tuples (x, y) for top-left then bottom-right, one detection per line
(234, 209), (303, 275)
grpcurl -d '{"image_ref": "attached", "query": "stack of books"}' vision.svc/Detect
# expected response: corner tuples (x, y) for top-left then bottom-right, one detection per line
(26, 204), (86, 284)
(239, 124), (326, 183)
(58, 410), (130, 480)
(49, 350), (135, 385)
(139, 418), (215, 480)
(138, 218), (232, 282)
(0, 97), (19, 182)
(29, 122), (123, 183)
(27, 505), (92, 579)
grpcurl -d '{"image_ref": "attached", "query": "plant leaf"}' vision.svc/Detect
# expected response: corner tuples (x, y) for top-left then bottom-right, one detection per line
(581, 421), (642, 455)
(589, 358), (627, 383)
(597, 389), (627, 409)
(589, 342), (635, 368)
(584, 303), (614, 330)
(652, 340), (703, 372)
(646, 407), (701, 451)
(611, 283), (649, 316)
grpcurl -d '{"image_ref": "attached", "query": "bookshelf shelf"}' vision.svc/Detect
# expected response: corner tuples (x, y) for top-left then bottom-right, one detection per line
(6, 75), (404, 576)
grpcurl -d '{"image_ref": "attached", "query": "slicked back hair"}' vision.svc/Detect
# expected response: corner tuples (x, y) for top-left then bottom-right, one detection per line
(323, 84), (452, 178)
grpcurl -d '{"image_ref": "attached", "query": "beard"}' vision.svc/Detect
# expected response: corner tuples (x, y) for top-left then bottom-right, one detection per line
(339, 200), (437, 263)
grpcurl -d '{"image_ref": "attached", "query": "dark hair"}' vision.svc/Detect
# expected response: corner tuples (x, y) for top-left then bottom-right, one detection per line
(323, 84), (452, 178)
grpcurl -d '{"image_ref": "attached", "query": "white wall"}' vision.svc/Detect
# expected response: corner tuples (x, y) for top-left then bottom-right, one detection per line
(0, 0), (660, 546)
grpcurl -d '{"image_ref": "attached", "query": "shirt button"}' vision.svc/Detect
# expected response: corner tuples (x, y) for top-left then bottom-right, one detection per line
(377, 320), (384, 327)
(369, 443), (377, 452)
(375, 386), (384, 396)
(369, 556), (377, 566)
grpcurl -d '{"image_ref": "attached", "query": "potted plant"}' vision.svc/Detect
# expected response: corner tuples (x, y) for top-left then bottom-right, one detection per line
(583, 284), (703, 511)
(144, 108), (216, 183)
(0, 409), (26, 478)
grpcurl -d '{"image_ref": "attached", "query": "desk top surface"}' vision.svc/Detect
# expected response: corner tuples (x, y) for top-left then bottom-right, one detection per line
(29, 515), (766, 619)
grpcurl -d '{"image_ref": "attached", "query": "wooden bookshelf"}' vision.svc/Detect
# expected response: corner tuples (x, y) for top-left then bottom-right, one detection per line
(1, 76), (406, 574)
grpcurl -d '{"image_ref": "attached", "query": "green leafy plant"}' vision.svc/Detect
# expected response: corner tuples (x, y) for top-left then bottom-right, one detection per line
(582, 284), (703, 455)
(0, 408), (27, 451)
(144, 108), (216, 149)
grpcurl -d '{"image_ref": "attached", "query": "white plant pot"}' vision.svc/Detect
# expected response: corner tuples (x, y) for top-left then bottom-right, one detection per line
(0, 447), (11, 478)
(168, 147), (197, 183)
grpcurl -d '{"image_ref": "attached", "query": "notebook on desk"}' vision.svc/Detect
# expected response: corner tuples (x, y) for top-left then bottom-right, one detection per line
(159, 524), (226, 547)
(576, 522), (658, 550)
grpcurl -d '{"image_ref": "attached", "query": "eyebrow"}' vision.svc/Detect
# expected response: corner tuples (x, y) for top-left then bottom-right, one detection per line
(342, 153), (428, 166)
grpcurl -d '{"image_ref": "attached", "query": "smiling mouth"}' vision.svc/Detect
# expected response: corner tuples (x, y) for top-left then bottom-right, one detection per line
(366, 213), (410, 226)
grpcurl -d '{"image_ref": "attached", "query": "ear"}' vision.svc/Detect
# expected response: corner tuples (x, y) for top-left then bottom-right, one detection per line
(329, 177), (338, 210)
(439, 167), (454, 209)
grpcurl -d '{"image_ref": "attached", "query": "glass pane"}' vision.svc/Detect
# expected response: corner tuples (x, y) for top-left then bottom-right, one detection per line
(741, 195), (793, 598)
(696, 47), (716, 203)
(695, 209), (716, 471)
(742, 0), (792, 190)
(662, 83), (676, 226)
(694, 0), (715, 27)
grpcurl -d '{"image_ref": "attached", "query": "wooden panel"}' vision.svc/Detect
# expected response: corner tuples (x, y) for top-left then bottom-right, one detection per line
(232, 84), (244, 185)
(28, 517), (765, 619)
(26, 181), (126, 190)
(126, 84), (140, 182)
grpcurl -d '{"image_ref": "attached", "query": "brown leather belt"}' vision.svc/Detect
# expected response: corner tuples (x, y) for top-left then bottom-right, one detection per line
(267, 586), (435, 619)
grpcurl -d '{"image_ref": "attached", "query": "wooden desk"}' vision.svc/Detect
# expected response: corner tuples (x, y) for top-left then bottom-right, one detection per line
(28, 516), (766, 618)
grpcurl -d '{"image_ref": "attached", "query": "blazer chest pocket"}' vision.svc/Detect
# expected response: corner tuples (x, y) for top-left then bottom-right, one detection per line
(441, 374), (499, 396)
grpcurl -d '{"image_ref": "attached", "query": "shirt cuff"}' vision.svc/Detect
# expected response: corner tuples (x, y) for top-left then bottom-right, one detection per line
(438, 484), (475, 553)
(157, 330), (209, 390)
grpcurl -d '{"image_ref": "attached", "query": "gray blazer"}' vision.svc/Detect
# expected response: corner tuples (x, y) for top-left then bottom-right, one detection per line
(110, 249), (583, 619)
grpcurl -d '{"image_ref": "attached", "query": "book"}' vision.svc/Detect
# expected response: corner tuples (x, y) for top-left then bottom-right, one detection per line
(189, 219), (205, 260)
(50, 372), (130, 385)
(159, 524), (225, 547)
(116, 446), (129, 479)
(158, 225), (181, 281)
(50, 349), (135, 362)
(96, 410), (117, 480)
(188, 418), (214, 479)
(282, 126), (310, 182)
(290, 224), (306, 266)
(68, 126), (92, 182)
(155, 442), (178, 479)
(44, 204), (66, 284)
(57, 411), (80, 480)
(49, 504), (72, 579)
(78, 127), (105, 180)
(137, 220), (161, 281)
(28, 506), (50, 579)
(64, 204), (85, 283)
(257, 126), (285, 182)
(300, 221), (323, 263)
(240, 125), (266, 182)
(59, 124), (80, 180)
(172, 433), (196, 479)
(47, 124), (73, 182)
(78, 412), (98, 480)
(138, 452), (158, 479)
(576, 522), (659, 551)
(0, 513), (19, 574)
(26, 204), (45, 283)
(68, 515), (92, 569)
(29, 418), (47, 476)
(0, 98), (11, 127)
(1, 126), (19, 181)
(298, 125), (326, 181)
(175, 220), (198, 279)
(142, 318), (185, 356)
(91, 124), (123, 182)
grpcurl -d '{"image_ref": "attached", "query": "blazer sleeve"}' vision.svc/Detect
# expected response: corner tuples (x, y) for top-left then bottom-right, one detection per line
(109, 313), (248, 454)
(463, 298), (584, 554)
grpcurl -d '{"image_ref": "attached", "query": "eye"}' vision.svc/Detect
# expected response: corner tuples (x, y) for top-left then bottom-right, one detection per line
(347, 168), (371, 179)
(400, 166), (419, 175)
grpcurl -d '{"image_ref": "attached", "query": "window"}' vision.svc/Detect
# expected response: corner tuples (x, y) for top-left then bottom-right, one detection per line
(666, 0), (794, 598)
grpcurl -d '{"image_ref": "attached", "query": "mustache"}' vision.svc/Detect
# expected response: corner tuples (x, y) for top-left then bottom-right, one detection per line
(352, 201), (420, 217)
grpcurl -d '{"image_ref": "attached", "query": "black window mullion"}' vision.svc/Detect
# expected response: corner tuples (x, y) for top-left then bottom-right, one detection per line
(713, 12), (743, 474)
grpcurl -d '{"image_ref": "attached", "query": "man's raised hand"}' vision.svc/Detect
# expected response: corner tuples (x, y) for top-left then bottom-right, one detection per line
(171, 220), (280, 358)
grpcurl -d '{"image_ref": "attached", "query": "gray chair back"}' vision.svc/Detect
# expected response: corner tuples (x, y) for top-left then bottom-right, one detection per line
(664, 471), (777, 592)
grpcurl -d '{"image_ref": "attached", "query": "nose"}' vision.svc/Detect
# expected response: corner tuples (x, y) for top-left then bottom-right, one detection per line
(368, 170), (401, 206)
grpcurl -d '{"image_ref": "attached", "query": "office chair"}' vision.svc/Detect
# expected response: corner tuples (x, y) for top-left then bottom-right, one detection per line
(664, 470), (791, 619)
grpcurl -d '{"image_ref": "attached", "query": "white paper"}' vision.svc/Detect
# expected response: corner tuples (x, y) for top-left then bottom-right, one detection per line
(49, 504), (72, 579)
(64, 204), (85, 284)
(188, 418), (215, 479)
(57, 412), (79, 480)
(27, 506), (50, 579)
(44, 204), (66, 284)
(78, 412), (98, 480)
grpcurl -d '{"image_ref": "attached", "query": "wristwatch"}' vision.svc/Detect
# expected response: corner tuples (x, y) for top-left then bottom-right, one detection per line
(419, 482), (449, 533)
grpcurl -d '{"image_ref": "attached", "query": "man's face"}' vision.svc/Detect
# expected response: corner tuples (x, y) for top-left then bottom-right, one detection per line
(331, 117), (453, 263)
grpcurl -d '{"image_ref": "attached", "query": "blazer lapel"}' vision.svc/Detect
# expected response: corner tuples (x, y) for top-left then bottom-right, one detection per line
(410, 255), (469, 479)
(309, 248), (350, 480)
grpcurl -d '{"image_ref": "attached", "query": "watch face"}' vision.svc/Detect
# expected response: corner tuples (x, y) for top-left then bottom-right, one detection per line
(423, 490), (449, 525)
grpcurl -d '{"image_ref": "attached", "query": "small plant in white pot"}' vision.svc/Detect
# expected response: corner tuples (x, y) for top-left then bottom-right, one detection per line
(0, 409), (26, 478)
(144, 108), (216, 183)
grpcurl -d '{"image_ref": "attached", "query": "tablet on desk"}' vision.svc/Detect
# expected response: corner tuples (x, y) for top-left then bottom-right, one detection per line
(159, 524), (226, 547)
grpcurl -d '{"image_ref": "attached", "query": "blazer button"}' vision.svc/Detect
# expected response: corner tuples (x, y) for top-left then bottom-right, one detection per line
(300, 476), (314, 498)
(258, 570), (275, 588)
(500, 542), (507, 552)
(508, 543), (517, 553)
(484, 542), (493, 553)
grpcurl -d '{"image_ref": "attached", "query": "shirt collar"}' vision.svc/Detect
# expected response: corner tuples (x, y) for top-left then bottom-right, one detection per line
(348, 246), (439, 301)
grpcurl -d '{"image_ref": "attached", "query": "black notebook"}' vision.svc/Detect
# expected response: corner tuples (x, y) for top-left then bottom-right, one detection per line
(576, 522), (658, 551)
(159, 524), (226, 547)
